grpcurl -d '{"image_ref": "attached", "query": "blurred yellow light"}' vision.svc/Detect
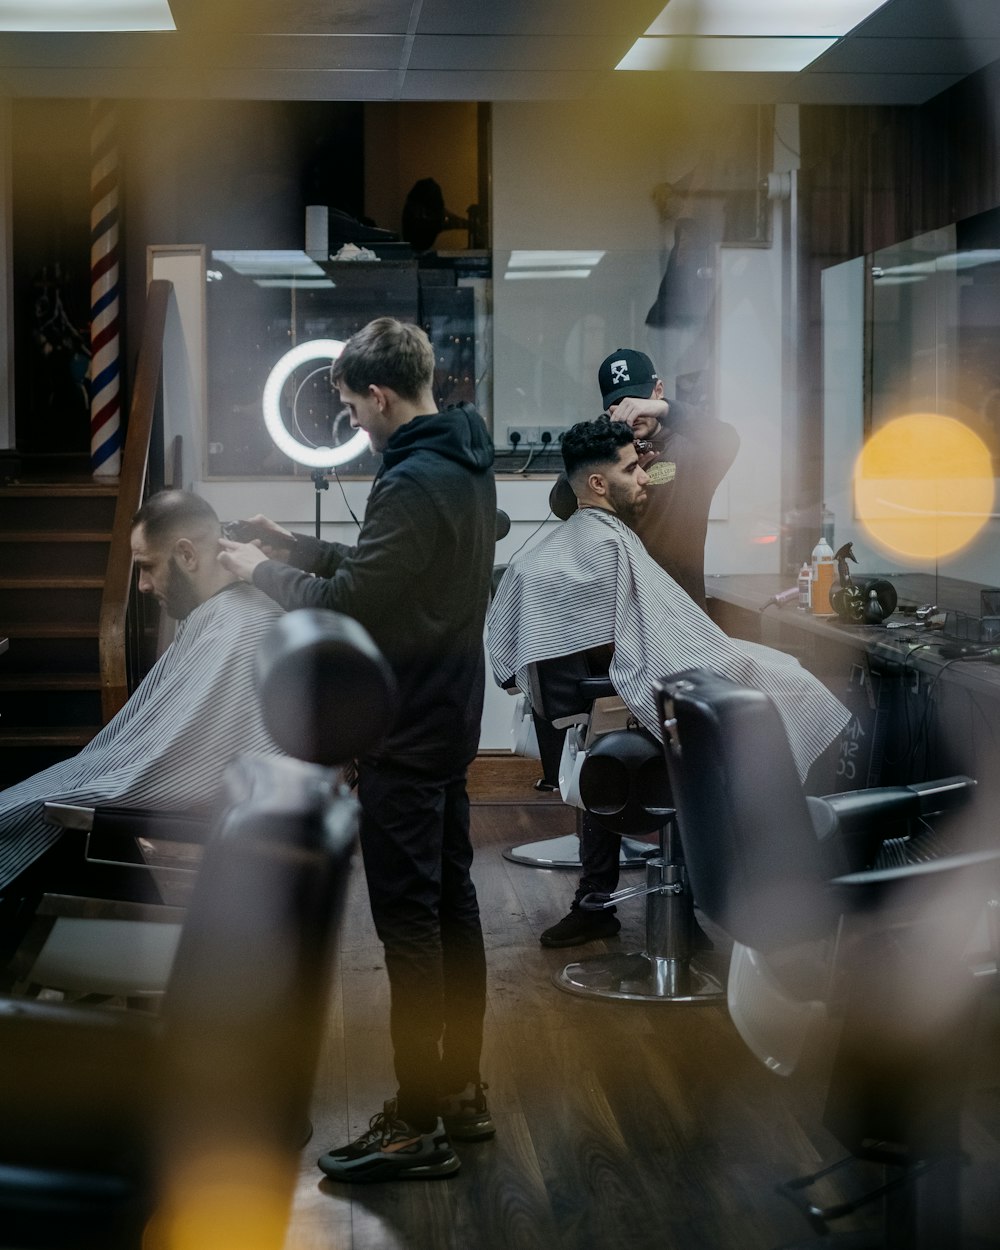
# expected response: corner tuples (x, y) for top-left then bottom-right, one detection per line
(853, 413), (994, 559)
(147, 1150), (292, 1250)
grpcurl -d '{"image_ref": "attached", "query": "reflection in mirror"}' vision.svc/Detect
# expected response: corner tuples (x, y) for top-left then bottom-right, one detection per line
(823, 211), (1000, 592)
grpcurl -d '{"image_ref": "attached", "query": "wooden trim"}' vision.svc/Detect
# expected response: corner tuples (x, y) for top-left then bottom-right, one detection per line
(98, 278), (172, 722)
(467, 752), (561, 805)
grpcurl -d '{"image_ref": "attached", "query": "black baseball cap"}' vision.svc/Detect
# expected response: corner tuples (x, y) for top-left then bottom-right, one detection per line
(598, 348), (659, 409)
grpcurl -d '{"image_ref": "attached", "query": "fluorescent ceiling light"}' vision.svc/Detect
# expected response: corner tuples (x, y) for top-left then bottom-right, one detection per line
(505, 270), (593, 280)
(618, 0), (889, 72)
(254, 278), (337, 289)
(507, 250), (606, 270)
(618, 35), (838, 72)
(874, 251), (1000, 281)
(0, 1), (175, 31)
(643, 0), (890, 38)
(941, 249), (1000, 271)
(505, 250), (605, 279)
(212, 250), (326, 280)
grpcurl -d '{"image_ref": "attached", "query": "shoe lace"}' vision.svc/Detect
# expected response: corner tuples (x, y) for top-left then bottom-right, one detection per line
(354, 1099), (413, 1149)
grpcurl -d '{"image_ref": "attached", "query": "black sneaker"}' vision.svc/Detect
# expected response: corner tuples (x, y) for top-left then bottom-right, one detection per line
(539, 908), (621, 948)
(317, 1099), (460, 1183)
(441, 1082), (495, 1141)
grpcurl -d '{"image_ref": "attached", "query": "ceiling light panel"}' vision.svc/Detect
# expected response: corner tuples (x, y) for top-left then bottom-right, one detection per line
(643, 0), (891, 38)
(617, 36), (838, 72)
(504, 270), (594, 280)
(507, 250), (606, 269)
(212, 250), (326, 279)
(0, 1), (175, 31)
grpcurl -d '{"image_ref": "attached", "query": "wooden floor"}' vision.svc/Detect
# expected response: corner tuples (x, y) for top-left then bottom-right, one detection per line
(284, 793), (1000, 1250)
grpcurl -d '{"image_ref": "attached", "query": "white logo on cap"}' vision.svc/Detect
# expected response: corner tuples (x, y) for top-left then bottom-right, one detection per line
(610, 359), (630, 385)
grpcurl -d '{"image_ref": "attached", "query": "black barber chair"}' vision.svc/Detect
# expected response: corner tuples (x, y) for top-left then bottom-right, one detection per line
(515, 654), (722, 1003)
(6, 608), (397, 1003)
(657, 667), (999, 1250)
(5, 806), (212, 1001)
(0, 610), (396, 1250)
(505, 653), (655, 872)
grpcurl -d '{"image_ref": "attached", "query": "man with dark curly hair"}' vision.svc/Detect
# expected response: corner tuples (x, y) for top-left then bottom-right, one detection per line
(487, 418), (848, 949)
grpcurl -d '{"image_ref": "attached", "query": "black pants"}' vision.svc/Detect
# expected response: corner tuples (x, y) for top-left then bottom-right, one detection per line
(357, 755), (487, 1130)
(573, 811), (621, 909)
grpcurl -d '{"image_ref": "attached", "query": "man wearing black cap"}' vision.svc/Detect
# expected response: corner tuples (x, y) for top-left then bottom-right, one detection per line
(540, 349), (740, 948)
(550, 347), (738, 610)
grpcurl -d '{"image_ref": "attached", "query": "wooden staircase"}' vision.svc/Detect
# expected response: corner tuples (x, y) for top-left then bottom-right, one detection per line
(0, 278), (173, 791)
(0, 463), (118, 786)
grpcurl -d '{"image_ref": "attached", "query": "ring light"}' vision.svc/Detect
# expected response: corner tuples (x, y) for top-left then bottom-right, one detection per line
(262, 338), (369, 468)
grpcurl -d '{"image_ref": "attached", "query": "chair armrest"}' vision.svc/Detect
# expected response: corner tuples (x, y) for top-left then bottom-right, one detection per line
(42, 803), (97, 832)
(814, 776), (977, 872)
(42, 804), (212, 906)
(578, 676), (616, 701)
(831, 847), (1000, 913)
(44, 803), (213, 844)
(821, 775), (975, 832)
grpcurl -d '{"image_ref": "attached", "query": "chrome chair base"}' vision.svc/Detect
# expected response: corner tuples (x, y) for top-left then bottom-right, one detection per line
(503, 834), (654, 869)
(555, 950), (724, 1003)
(554, 821), (726, 1004)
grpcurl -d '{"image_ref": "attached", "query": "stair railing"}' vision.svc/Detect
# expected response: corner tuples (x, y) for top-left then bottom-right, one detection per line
(98, 278), (173, 722)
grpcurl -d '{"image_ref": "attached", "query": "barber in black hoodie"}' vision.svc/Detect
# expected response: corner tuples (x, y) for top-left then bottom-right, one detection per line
(220, 317), (496, 1183)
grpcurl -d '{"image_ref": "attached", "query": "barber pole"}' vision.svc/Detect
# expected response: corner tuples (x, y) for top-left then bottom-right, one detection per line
(89, 99), (122, 477)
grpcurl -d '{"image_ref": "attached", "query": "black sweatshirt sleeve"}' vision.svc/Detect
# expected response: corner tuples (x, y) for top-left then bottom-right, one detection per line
(251, 475), (436, 632)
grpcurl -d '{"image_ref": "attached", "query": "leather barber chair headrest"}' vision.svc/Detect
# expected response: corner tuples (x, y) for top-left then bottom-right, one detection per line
(257, 609), (397, 766)
(578, 728), (673, 835)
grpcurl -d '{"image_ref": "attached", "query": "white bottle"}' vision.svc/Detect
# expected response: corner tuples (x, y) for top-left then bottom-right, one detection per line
(797, 562), (812, 611)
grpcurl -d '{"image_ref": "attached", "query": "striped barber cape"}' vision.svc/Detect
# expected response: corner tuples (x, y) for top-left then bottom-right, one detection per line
(0, 581), (286, 890)
(486, 508), (849, 780)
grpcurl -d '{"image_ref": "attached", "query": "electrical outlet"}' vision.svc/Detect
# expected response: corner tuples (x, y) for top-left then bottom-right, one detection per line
(538, 426), (568, 447)
(507, 425), (539, 446)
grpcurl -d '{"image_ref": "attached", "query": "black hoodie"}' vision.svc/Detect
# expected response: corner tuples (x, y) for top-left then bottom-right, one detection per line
(252, 404), (497, 762)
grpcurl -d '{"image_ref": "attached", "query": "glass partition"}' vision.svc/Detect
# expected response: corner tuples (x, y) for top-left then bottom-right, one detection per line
(203, 248), (491, 479)
(823, 211), (1000, 595)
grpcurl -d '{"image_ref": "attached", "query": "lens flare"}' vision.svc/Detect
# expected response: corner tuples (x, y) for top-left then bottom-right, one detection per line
(853, 413), (994, 559)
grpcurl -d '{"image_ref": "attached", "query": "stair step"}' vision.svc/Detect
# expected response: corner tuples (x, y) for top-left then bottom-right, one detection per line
(0, 538), (111, 578)
(0, 684), (104, 727)
(0, 491), (117, 532)
(0, 726), (99, 747)
(4, 587), (103, 629)
(0, 635), (99, 676)
(0, 480), (119, 495)
(3, 623), (100, 639)
(13, 452), (97, 480)
(0, 531), (112, 543)
(0, 578), (106, 590)
(0, 673), (102, 691)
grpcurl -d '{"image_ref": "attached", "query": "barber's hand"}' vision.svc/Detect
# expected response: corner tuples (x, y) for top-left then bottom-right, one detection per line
(607, 395), (669, 429)
(243, 513), (295, 560)
(218, 539), (270, 582)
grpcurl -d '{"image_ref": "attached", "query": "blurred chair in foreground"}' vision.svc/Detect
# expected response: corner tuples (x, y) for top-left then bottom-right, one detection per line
(658, 667), (999, 1250)
(0, 609), (396, 1250)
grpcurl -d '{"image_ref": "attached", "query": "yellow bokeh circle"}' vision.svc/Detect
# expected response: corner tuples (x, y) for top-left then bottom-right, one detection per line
(853, 413), (994, 560)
